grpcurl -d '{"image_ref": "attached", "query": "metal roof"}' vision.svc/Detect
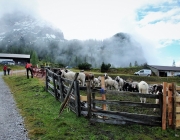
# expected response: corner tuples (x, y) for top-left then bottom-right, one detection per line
(148, 65), (180, 71)
(0, 53), (30, 58)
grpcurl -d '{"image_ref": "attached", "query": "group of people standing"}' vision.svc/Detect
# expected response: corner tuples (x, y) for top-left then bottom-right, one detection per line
(2, 62), (33, 79)
(3, 64), (11, 76)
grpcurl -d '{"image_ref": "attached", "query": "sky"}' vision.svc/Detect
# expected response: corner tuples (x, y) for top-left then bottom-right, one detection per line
(0, 0), (180, 66)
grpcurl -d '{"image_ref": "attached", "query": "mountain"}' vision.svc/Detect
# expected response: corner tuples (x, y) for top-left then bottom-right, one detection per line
(0, 11), (147, 67)
(0, 11), (64, 47)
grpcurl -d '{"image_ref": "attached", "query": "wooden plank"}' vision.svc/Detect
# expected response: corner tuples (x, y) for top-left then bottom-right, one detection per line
(92, 111), (161, 123)
(176, 96), (180, 102)
(91, 108), (161, 121)
(101, 76), (106, 111)
(176, 120), (180, 128)
(176, 114), (180, 120)
(173, 83), (176, 130)
(92, 100), (160, 108)
(74, 80), (81, 117)
(176, 86), (180, 91)
(80, 95), (102, 102)
(168, 83), (173, 127)
(80, 95), (87, 101)
(105, 91), (159, 99)
(162, 82), (167, 130)
(87, 81), (92, 118)
(47, 83), (54, 89)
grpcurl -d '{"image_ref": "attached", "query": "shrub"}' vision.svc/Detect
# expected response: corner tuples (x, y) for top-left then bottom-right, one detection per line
(78, 62), (92, 70)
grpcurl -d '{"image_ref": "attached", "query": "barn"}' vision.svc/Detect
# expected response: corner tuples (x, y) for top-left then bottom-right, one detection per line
(148, 65), (180, 77)
(0, 53), (30, 65)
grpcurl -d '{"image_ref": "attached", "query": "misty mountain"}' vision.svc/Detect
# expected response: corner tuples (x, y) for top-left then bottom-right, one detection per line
(0, 11), (64, 48)
(0, 11), (147, 68)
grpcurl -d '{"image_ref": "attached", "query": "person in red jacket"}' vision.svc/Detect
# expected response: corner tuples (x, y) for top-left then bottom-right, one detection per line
(25, 62), (33, 79)
(3, 64), (7, 76)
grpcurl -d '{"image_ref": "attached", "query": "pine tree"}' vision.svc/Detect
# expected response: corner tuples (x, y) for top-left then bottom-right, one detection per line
(129, 62), (132, 67)
(30, 51), (39, 67)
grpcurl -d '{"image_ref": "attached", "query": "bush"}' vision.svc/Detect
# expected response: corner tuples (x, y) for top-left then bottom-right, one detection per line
(78, 62), (91, 70)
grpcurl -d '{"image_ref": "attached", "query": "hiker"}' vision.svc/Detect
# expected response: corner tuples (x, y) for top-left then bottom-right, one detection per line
(7, 67), (11, 75)
(3, 64), (7, 76)
(25, 62), (33, 79)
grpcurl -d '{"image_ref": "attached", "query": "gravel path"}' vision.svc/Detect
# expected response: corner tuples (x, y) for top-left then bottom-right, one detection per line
(0, 71), (29, 140)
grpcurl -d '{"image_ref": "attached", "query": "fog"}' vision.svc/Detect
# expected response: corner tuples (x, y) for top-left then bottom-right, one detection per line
(0, 0), (149, 68)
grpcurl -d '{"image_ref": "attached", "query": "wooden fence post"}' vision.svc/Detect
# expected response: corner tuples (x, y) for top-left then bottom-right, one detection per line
(87, 80), (92, 118)
(101, 76), (106, 111)
(173, 83), (176, 130)
(53, 73), (58, 100)
(162, 82), (167, 130)
(45, 69), (48, 92)
(74, 80), (81, 117)
(168, 83), (173, 128)
(58, 75), (64, 102)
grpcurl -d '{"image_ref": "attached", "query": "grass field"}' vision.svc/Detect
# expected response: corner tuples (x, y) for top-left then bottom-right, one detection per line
(2, 72), (180, 140)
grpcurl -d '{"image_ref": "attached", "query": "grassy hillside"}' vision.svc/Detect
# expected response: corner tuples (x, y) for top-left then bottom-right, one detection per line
(3, 74), (180, 140)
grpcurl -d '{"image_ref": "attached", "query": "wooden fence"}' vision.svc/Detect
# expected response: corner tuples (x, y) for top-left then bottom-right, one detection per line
(45, 68), (81, 116)
(45, 69), (180, 130)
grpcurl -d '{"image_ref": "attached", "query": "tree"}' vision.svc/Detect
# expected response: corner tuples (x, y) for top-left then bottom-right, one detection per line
(129, 62), (132, 67)
(101, 62), (111, 72)
(134, 61), (138, 67)
(30, 51), (39, 67)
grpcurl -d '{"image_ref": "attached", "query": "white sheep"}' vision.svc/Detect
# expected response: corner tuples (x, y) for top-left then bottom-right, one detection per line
(105, 79), (119, 90)
(115, 76), (124, 91)
(92, 77), (100, 87)
(104, 73), (112, 80)
(60, 69), (86, 86)
(138, 81), (149, 103)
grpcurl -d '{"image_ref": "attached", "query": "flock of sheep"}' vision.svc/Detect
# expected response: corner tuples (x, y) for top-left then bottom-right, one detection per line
(56, 68), (180, 112)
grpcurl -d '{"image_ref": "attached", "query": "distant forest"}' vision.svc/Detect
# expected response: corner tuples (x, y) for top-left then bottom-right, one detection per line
(0, 33), (147, 68)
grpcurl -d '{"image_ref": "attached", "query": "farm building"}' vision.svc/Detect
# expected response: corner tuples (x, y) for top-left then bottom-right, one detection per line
(0, 53), (30, 65)
(148, 65), (180, 77)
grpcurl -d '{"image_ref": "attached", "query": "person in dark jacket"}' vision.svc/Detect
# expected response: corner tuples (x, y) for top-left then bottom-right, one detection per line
(7, 67), (11, 75)
(3, 64), (7, 76)
(25, 62), (33, 79)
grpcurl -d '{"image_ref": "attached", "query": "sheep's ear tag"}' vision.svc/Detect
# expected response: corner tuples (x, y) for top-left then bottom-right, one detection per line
(100, 76), (105, 94)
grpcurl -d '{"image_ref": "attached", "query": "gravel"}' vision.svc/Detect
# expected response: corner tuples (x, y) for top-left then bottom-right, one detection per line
(0, 71), (29, 140)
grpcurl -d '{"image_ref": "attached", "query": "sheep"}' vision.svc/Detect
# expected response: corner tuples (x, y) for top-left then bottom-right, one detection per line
(59, 69), (86, 86)
(104, 73), (112, 80)
(138, 81), (149, 103)
(123, 81), (132, 91)
(115, 76), (124, 91)
(97, 76), (102, 83)
(92, 77), (100, 87)
(105, 79), (119, 90)
(131, 81), (139, 92)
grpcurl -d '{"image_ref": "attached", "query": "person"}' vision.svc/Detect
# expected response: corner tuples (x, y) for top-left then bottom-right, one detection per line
(7, 67), (11, 75)
(25, 62), (33, 79)
(3, 64), (7, 76)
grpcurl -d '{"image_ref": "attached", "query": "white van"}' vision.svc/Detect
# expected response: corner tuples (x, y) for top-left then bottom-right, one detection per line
(134, 69), (152, 76)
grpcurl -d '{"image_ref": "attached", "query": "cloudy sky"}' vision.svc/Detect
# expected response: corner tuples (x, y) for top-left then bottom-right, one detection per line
(0, 0), (180, 66)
